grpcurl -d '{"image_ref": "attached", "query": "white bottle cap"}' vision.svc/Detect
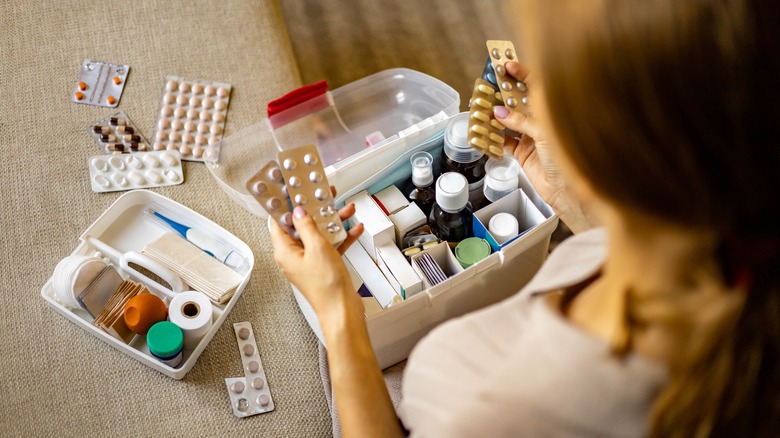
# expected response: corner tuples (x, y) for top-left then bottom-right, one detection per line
(435, 172), (469, 213)
(410, 151), (434, 186)
(488, 212), (520, 244)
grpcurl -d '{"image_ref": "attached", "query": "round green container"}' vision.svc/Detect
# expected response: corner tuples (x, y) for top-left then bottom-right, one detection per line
(147, 321), (184, 360)
(455, 237), (492, 268)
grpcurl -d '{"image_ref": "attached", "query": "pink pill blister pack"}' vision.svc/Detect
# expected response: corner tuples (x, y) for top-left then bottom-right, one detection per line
(225, 322), (275, 418)
(152, 76), (232, 162)
(88, 111), (151, 154)
(245, 144), (347, 247)
(88, 150), (184, 193)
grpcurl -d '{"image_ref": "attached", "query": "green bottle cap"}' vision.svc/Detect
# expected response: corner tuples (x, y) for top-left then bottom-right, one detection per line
(455, 238), (492, 268)
(147, 321), (183, 359)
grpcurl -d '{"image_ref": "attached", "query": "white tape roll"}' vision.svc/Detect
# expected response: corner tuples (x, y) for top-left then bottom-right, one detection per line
(168, 291), (213, 350)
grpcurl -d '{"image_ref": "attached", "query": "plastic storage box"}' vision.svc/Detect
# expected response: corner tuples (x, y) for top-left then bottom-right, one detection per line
(40, 190), (254, 379)
(209, 69), (558, 368)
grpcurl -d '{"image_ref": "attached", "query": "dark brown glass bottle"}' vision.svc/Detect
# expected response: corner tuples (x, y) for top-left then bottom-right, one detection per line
(427, 172), (473, 243)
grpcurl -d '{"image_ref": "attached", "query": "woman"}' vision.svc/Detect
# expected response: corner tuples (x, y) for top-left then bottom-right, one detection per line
(270, 0), (779, 436)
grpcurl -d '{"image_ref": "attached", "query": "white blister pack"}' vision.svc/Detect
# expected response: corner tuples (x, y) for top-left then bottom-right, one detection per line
(72, 59), (129, 107)
(225, 322), (275, 417)
(88, 150), (184, 193)
(246, 144), (347, 247)
(152, 76), (232, 162)
(88, 111), (151, 154)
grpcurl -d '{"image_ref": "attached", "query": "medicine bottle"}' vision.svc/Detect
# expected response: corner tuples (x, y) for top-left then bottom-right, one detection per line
(441, 112), (489, 210)
(408, 151), (436, 217)
(428, 172), (473, 243)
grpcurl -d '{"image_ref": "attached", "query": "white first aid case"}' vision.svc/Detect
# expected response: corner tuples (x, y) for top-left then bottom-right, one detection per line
(210, 69), (557, 368)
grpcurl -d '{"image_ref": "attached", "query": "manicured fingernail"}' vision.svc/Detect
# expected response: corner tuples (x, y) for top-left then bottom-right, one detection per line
(293, 206), (306, 219)
(494, 106), (510, 119)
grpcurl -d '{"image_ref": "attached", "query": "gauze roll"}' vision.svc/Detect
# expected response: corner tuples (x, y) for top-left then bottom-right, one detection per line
(168, 291), (213, 350)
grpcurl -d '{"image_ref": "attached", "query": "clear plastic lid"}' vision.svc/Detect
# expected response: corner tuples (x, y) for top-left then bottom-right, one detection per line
(444, 112), (483, 164)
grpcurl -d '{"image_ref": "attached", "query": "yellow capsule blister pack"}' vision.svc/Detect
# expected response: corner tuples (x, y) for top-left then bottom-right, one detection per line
(467, 78), (505, 159)
(486, 40), (529, 115)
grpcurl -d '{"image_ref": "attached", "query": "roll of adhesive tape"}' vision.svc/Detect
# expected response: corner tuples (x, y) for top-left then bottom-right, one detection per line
(168, 291), (213, 350)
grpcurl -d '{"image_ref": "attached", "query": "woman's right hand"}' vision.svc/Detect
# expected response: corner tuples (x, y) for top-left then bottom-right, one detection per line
(494, 61), (595, 232)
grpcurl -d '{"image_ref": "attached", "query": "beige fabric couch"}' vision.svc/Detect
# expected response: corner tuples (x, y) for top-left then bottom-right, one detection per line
(0, 1), (336, 435)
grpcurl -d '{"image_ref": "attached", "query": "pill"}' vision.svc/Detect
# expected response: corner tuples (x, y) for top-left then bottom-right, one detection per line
(257, 394), (270, 406)
(192, 83), (203, 94)
(495, 64), (505, 76)
(280, 212), (293, 227)
(252, 377), (265, 390)
(506, 97), (518, 108)
(202, 98), (213, 109)
(189, 96), (201, 107)
(267, 167), (282, 181)
(92, 158), (108, 172)
(78, 81), (87, 91)
(187, 108), (198, 119)
(471, 111), (490, 123)
(491, 48), (501, 59)
(210, 124), (221, 135)
(112, 76), (122, 85)
(178, 144), (189, 155)
(129, 172), (145, 185)
(470, 124), (488, 136)
(74, 91), (84, 100)
(489, 145), (504, 157)
(164, 93), (176, 104)
(197, 122), (208, 133)
(303, 153), (318, 166)
(171, 119), (183, 131)
(192, 146), (203, 158)
(166, 143), (177, 151)
(283, 158), (296, 170)
(147, 170), (163, 184)
(266, 197), (281, 210)
(327, 222), (341, 234)
(109, 117), (126, 126)
(477, 84), (494, 95)
(208, 136), (219, 145)
(156, 131), (167, 141)
(109, 156), (125, 169)
(489, 133), (504, 144)
(184, 121), (196, 132)
(199, 110), (210, 121)
(251, 181), (268, 196)
(166, 80), (178, 91)
(174, 107), (186, 118)
(160, 153), (178, 166)
(204, 85), (215, 96)
(319, 205), (336, 217)
(247, 360), (259, 373)
(309, 170), (322, 183)
(501, 81), (513, 92)
(100, 134), (116, 143)
(124, 134), (141, 142)
(178, 82), (190, 93)
(153, 141), (164, 151)
(143, 155), (160, 167)
(195, 134), (206, 145)
(161, 106), (173, 117)
(288, 176), (302, 188)
(117, 125), (134, 134)
(217, 87), (228, 97)
(490, 119), (504, 130)
(505, 48), (515, 59)
(94, 175), (110, 188)
(314, 187), (327, 201)
(182, 133), (194, 143)
(242, 344), (255, 356)
(92, 125), (109, 134)
(231, 381), (245, 394)
(164, 169), (180, 182)
(112, 173), (128, 187)
(294, 194), (308, 205)
(470, 137), (488, 149)
(127, 155), (142, 168)
(522, 95), (529, 106)
(516, 81), (528, 92)
(212, 111), (224, 122)
(215, 99), (226, 110)
(132, 143), (144, 152)
(176, 94), (187, 105)
(474, 98), (493, 109)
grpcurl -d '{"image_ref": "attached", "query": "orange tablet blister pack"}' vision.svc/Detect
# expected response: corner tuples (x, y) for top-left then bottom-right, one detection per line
(467, 78), (505, 159)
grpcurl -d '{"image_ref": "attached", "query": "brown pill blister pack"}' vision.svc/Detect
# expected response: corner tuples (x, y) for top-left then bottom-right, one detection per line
(467, 78), (505, 159)
(246, 145), (347, 247)
(486, 40), (529, 115)
(88, 111), (150, 154)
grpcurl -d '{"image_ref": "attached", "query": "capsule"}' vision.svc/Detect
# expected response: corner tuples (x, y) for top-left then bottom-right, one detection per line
(477, 84), (494, 95)
(109, 117), (126, 126)
(92, 125), (110, 134)
(116, 125), (134, 134)
(100, 134), (117, 143)
(488, 133), (504, 144)
(470, 124), (488, 136)
(107, 143), (124, 152)
(124, 134), (141, 142)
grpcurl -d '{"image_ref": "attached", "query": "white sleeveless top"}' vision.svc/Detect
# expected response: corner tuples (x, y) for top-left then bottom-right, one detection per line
(399, 229), (667, 437)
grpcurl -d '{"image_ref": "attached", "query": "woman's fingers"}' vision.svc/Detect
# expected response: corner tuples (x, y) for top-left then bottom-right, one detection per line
(336, 223), (364, 255)
(505, 61), (531, 82)
(338, 203), (356, 222)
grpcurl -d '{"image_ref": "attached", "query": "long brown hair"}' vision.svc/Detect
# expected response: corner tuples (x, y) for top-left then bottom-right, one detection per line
(517, 0), (780, 435)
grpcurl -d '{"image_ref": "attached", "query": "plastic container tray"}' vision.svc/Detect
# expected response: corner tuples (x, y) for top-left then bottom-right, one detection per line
(40, 190), (254, 379)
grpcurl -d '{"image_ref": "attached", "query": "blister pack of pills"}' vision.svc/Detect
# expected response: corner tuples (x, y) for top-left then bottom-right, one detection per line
(152, 76), (232, 162)
(468, 78), (505, 159)
(88, 111), (150, 154)
(245, 145), (347, 247)
(486, 40), (529, 115)
(88, 150), (184, 193)
(225, 322), (275, 418)
(72, 59), (129, 107)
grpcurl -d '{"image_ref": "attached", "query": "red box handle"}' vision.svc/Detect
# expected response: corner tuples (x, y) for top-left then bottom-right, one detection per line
(266, 80), (329, 118)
